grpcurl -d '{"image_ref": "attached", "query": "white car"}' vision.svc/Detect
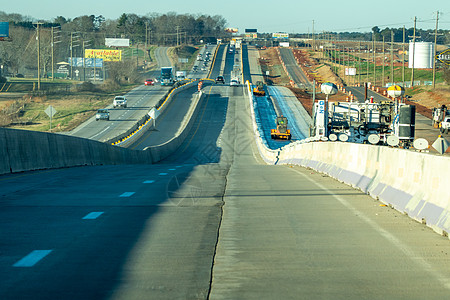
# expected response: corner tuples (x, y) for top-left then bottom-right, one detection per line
(230, 79), (239, 86)
(113, 96), (127, 108)
(95, 109), (110, 121)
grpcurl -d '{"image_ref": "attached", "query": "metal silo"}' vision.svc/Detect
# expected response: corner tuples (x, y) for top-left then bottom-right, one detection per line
(408, 42), (434, 69)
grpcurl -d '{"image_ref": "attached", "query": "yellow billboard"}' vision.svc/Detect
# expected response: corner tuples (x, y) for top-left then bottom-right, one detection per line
(85, 49), (122, 62)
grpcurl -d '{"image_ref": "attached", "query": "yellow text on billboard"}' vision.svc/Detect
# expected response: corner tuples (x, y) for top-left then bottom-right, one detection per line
(85, 49), (122, 62)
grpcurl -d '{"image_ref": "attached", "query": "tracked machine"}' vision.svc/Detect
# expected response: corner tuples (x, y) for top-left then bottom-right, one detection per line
(253, 81), (266, 96)
(271, 116), (292, 140)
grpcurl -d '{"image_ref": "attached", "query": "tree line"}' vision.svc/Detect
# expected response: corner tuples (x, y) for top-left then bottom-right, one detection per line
(0, 11), (229, 77)
(291, 26), (449, 45)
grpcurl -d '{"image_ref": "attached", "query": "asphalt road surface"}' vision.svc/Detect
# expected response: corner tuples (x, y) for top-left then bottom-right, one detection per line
(2, 45), (450, 299)
(67, 47), (174, 142)
(279, 47), (313, 89)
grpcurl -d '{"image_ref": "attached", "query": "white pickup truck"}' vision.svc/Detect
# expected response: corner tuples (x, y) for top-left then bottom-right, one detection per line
(113, 96), (127, 108)
(440, 116), (450, 134)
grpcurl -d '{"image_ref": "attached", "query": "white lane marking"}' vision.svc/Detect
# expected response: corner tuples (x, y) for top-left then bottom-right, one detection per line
(13, 250), (52, 267)
(143, 180), (155, 184)
(159, 173), (168, 176)
(89, 126), (111, 139)
(83, 212), (104, 219)
(289, 167), (450, 291)
(169, 169), (176, 171)
(120, 192), (135, 197)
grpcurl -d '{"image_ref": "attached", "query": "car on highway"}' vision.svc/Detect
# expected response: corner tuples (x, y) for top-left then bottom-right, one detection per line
(215, 76), (225, 84)
(113, 96), (127, 108)
(230, 79), (239, 86)
(95, 109), (110, 121)
(144, 79), (154, 86)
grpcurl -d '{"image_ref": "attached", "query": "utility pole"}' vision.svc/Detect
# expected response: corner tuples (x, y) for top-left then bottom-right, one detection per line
(382, 35), (385, 87)
(51, 27), (54, 81)
(432, 11), (440, 89)
(312, 20), (315, 52)
(145, 22), (148, 52)
(410, 16), (417, 87)
(34, 22), (43, 91)
(176, 26), (180, 46)
(359, 40), (362, 84)
(402, 26), (405, 86)
(136, 42), (139, 69)
(390, 30), (394, 85)
(366, 40), (369, 84)
(70, 32), (73, 80)
(373, 33), (376, 86)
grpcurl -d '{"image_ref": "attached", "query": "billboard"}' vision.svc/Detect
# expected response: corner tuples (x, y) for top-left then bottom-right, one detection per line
(105, 38), (130, 47)
(436, 49), (450, 66)
(345, 67), (357, 76)
(85, 49), (122, 62)
(0, 22), (9, 38)
(68, 57), (104, 67)
(279, 42), (290, 48)
(225, 28), (238, 33)
(245, 33), (257, 39)
(272, 33), (289, 39)
(245, 29), (257, 33)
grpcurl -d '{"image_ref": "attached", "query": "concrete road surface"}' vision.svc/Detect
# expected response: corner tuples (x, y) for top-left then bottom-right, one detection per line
(2, 45), (450, 299)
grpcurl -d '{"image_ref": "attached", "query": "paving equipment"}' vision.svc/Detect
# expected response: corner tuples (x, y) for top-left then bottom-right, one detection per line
(253, 81), (266, 96)
(271, 116), (291, 140)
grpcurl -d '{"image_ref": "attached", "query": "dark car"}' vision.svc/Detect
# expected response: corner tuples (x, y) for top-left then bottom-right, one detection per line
(215, 76), (225, 84)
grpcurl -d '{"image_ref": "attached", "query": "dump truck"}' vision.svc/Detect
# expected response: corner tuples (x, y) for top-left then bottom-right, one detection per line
(271, 116), (291, 140)
(253, 81), (266, 96)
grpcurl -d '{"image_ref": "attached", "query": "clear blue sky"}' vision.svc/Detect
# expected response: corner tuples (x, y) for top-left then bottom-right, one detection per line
(1, 0), (449, 33)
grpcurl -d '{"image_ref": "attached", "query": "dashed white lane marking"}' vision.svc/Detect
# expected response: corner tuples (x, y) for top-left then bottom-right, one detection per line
(159, 173), (168, 176)
(83, 212), (104, 219)
(89, 126), (111, 139)
(143, 180), (155, 184)
(13, 250), (53, 267)
(119, 192), (135, 197)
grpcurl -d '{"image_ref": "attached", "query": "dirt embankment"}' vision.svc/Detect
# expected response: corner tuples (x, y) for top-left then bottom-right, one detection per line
(258, 47), (291, 86)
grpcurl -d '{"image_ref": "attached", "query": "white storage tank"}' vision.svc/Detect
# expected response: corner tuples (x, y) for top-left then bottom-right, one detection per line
(408, 42), (434, 69)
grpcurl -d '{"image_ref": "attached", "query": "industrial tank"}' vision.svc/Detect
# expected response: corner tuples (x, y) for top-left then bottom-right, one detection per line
(408, 42), (434, 69)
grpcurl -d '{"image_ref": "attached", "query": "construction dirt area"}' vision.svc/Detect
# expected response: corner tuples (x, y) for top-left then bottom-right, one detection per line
(259, 47), (450, 118)
(259, 47), (349, 115)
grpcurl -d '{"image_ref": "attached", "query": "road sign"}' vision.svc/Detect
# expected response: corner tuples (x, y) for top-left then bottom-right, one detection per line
(45, 105), (56, 118)
(436, 49), (450, 65)
(45, 105), (57, 131)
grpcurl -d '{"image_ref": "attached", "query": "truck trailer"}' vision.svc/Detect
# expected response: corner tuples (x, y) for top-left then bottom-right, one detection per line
(161, 67), (175, 86)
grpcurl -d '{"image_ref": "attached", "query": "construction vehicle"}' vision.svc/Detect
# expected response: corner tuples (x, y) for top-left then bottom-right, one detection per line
(311, 100), (416, 147)
(432, 105), (449, 128)
(271, 116), (291, 140)
(253, 81), (266, 96)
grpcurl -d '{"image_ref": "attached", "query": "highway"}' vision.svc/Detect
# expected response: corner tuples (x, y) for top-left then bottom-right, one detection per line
(67, 47), (174, 143)
(2, 44), (450, 299)
(278, 47), (313, 89)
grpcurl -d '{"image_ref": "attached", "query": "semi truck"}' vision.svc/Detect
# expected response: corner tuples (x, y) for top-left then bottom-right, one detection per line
(160, 67), (175, 86)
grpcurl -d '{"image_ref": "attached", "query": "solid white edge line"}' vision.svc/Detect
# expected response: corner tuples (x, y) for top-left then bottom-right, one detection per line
(288, 166), (450, 290)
